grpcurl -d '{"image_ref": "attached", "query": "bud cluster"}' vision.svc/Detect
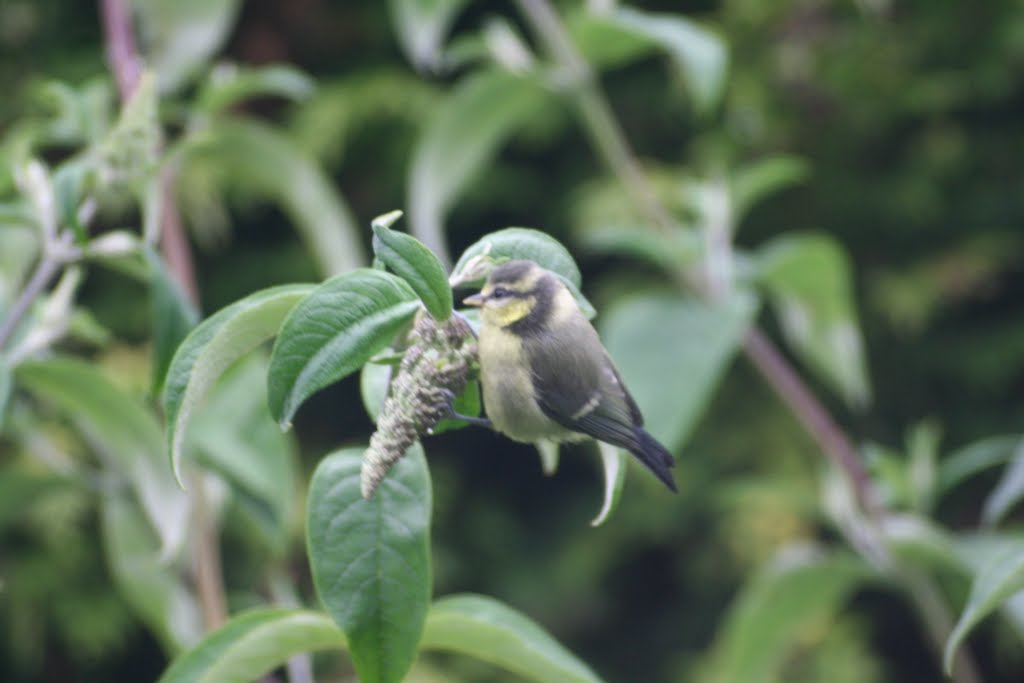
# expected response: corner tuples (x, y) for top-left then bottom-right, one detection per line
(361, 312), (476, 498)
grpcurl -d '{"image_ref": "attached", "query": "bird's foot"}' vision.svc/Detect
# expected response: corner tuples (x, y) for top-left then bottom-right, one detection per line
(438, 388), (492, 428)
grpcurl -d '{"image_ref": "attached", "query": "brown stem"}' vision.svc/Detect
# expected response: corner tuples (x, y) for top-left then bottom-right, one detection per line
(743, 327), (879, 516)
(189, 473), (228, 630)
(100, 0), (142, 101)
(159, 165), (200, 304)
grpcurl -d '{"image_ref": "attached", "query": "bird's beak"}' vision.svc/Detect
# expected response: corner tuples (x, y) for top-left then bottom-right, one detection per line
(463, 293), (485, 307)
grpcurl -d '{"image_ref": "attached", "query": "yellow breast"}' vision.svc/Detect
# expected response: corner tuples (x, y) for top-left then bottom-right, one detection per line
(478, 324), (566, 443)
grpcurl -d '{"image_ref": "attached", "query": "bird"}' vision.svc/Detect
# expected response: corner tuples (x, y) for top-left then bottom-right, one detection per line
(462, 259), (677, 492)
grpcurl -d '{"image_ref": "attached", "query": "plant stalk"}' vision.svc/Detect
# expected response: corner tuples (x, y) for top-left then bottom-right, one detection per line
(0, 247), (63, 350)
(515, 1), (982, 680)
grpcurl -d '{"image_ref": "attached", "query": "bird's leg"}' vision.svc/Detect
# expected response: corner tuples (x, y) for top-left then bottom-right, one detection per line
(439, 388), (493, 428)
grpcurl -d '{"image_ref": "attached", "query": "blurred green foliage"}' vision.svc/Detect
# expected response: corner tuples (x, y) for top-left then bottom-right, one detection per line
(2, 0), (1024, 682)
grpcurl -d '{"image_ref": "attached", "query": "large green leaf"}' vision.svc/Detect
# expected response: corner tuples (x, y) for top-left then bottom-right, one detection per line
(195, 64), (314, 116)
(600, 290), (757, 452)
(307, 446), (432, 683)
(268, 270), (419, 428)
(163, 284), (314, 483)
(709, 549), (875, 683)
(17, 357), (188, 556)
(147, 247), (199, 395)
(372, 210), (453, 320)
(453, 227), (581, 288)
(452, 227), (595, 318)
(183, 119), (365, 275)
(731, 156), (809, 225)
(581, 7), (727, 115)
(158, 609), (345, 683)
(188, 354), (296, 554)
(134, 0), (243, 92)
(101, 494), (201, 653)
(755, 233), (871, 409)
(938, 435), (1024, 497)
(408, 69), (550, 262)
(421, 594), (603, 683)
(389, 0), (469, 70)
(945, 542), (1024, 673)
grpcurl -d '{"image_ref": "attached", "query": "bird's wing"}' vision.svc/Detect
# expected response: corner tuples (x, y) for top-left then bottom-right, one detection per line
(525, 320), (644, 453)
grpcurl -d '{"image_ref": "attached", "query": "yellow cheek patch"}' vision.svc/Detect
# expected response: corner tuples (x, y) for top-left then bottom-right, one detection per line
(484, 297), (534, 326)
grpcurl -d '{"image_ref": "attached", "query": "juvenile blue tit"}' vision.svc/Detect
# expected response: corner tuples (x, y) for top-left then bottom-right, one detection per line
(463, 260), (677, 492)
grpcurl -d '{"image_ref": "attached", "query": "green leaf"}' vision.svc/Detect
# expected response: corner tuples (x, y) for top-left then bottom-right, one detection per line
(576, 222), (701, 275)
(371, 210), (453, 320)
(189, 354), (296, 554)
(452, 227), (595, 318)
(983, 442), (1024, 525)
(147, 248), (199, 395)
(360, 360), (393, 422)
(158, 609), (345, 683)
(591, 442), (626, 527)
(163, 284), (314, 484)
(196, 63), (314, 116)
(389, 0), (470, 70)
(709, 548), (875, 683)
(134, 0), (243, 92)
(307, 446), (431, 683)
(0, 224), (38, 308)
(755, 233), (871, 409)
(881, 514), (967, 576)
(183, 119), (365, 275)
(952, 533), (1024, 639)
(939, 435), (1024, 497)
(600, 290), (757, 452)
(17, 357), (188, 556)
(52, 158), (93, 234)
(454, 227), (581, 287)
(408, 69), (550, 262)
(101, 494), (201, 653)
(595, 8), (728, 115)
(945, 544), (1024, 674)
(421, 594), (603, 683)
(268, 270), (420, 428)
(731, 156), (809, 224)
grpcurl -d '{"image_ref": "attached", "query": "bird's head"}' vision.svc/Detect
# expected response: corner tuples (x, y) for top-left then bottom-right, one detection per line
(463, 260), (556, 330)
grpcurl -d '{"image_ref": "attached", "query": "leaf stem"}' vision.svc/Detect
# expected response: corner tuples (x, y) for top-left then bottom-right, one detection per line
(515, 1), (982, 680)
(0, 244), (63, 350)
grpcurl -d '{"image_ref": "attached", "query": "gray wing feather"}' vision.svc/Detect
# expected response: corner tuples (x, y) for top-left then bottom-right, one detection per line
(525, 317), (643, 451)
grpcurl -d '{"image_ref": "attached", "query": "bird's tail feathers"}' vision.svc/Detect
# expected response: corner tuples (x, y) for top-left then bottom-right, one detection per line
(630, 428), (678, 493)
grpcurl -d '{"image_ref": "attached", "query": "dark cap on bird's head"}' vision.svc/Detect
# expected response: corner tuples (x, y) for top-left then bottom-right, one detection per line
(462, 260), (544, 307)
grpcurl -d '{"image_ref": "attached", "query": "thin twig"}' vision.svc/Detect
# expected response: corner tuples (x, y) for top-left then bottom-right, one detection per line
(0, 248), (63, 350)
(189, 472), (228, 631)
(100, 0), (142, 101)
(743, 327), (879, 515)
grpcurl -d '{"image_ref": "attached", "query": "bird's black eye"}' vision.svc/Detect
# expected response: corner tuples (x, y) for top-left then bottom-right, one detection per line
(490, 286), (511, 300)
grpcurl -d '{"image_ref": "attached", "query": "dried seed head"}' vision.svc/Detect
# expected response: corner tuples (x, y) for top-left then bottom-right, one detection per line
(361, 312), (477, 498)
